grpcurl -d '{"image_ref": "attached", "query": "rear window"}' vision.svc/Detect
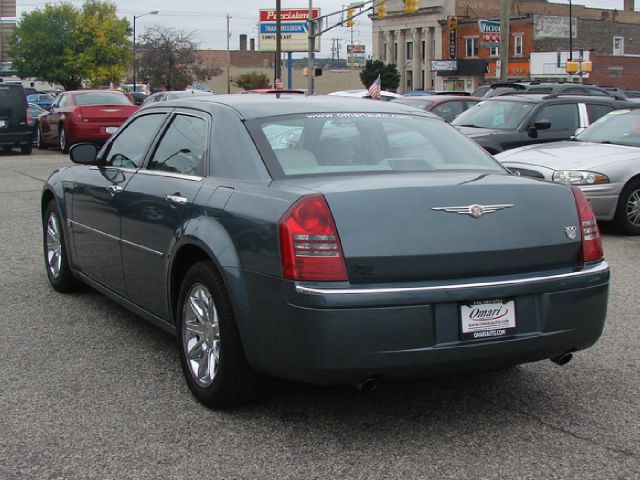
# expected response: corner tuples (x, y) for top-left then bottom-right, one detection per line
(252, 113), (504, 177)
(72, 92), (132, 106)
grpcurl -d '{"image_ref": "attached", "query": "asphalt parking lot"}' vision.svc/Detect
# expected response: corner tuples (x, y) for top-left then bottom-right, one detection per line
(1, 149), (639, 479)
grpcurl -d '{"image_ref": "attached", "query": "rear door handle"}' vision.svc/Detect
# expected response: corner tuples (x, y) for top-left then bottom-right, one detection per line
(107, 185), (123, 195)
(166, 194), (188, 206)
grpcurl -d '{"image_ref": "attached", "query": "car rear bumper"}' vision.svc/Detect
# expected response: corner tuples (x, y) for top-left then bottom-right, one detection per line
(66, 122), (120, 144)
(238, 262), (609, 384)
(0, 130), (32, 145)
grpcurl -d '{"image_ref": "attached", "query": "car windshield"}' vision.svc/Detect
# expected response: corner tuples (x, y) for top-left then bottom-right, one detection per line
(253, 113), (505, 177)
(576, 108), (640, 147)
(73, 92), (132, 106)
(451, 100), (535, 129)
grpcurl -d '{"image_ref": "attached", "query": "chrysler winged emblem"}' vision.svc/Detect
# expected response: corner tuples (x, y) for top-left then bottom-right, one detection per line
(564, 226), (578, 240)
(432, 204), (514, 218)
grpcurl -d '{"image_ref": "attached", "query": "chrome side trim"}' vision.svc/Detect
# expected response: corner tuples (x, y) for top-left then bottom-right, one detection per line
(295, 262), (609, 296)
(136, 170), (203, 182)
(90, 166), (138, 173)
(69, 220), (164, 257)
(69, 219), (119, 243)
(120, 238), (164, 257)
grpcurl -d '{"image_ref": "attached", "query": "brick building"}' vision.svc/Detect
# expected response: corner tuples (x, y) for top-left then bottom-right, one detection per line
(0, 0), (17, 65)
(372, 0), (640, 92)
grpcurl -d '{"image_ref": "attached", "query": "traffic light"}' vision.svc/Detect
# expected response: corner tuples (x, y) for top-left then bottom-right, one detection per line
(346, 6), (356, 27)
(377, 1), (386, 19)
(404, 0), (419, 13)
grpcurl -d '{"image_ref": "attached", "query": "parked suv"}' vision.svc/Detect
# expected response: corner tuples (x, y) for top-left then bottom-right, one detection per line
(0, 83), (33, 154)
(476, 81), (626, 100)
(451, 94), (631, 154)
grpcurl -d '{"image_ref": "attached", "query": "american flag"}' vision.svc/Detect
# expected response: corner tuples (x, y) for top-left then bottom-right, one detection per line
(275, 78), (283, 90)
(368, 74), (381, 100)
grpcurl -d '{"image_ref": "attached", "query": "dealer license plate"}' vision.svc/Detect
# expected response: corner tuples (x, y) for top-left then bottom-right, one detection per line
(105, 126), (118, 134)
(460, 299), (516, 340)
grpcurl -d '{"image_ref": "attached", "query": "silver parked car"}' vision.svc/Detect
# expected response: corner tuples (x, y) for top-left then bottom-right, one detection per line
(496, 107), (640, 235)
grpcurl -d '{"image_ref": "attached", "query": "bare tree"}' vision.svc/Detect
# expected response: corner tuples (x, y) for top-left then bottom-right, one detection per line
(137, 26), (221, 90)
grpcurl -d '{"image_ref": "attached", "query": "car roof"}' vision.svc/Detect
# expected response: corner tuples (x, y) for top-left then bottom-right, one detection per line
(481, 93), (623, 103)
(143, 94), (434, 120)
(395, 95), (481, 104)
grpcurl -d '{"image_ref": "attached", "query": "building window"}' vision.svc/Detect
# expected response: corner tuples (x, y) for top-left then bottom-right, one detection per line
(406, 41), (413, 60)
(608, 66), (623, 77)
(613, 36), (624, 56)
(514, 35), (523, 56)
(465, 37), (478, 58)
(490, 45), (499, 58)
(394, 42), (398, 62)
(406, 71), (413, 91)
(422, 40), (426, 60)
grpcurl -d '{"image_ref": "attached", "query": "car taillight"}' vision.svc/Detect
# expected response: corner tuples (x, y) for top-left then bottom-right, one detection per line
(571, 186), (603, 262)
(71, 108), (83, 123)
(279, 194), (348, 281)
(26, 108), (32, 125)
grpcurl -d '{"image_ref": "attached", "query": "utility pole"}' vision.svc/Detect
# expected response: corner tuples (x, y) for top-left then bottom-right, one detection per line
(307, 0), (315, 95)
(499, 0), (511, 81)
(226, 14), (231, 93)
(275, 0), (282, 86)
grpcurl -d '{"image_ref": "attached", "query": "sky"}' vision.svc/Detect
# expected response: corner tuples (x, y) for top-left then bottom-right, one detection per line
(13, 0), (633, 58)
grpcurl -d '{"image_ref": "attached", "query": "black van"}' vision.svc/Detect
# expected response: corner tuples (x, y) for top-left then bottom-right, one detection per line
(0, 83), (33, 154)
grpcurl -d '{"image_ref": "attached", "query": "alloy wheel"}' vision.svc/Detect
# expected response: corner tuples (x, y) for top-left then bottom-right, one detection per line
(626, 188), (640, 227)
(45, 212), (62, 279)
(59, 129), (66, 151)
(182, 283), (220, 387)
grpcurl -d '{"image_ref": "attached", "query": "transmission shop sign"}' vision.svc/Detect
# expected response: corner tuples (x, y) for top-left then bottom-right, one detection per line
(259, 8), (321, 52)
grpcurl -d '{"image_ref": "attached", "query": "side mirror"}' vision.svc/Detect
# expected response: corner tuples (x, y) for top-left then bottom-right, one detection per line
(532, 119), (552, 130)
(69, 143), (99, 164)
(527, 119), (551, 138)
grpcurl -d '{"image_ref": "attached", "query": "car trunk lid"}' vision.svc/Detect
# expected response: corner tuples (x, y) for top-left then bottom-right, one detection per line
(290, 172), (583, 283)
(77, 105), (139, 123)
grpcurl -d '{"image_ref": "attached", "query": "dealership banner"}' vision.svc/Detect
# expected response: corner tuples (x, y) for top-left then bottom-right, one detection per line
(259, 8), (320, 53)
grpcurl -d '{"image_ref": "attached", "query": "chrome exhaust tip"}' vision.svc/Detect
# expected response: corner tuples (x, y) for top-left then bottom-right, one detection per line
(551, 351), (573, 366)
(354, 377), (379, 393)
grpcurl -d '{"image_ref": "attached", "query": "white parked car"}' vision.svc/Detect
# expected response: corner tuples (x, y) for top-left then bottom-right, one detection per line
(496, 107), (640, 235)
(328, 89), (401, 102)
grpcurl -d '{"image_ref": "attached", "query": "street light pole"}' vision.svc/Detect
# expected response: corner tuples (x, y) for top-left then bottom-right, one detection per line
(133, 10), (159, 93)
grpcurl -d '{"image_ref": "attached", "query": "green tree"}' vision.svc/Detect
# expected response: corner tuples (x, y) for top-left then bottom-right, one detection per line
(9, 1), (130, 90)
(9, 4), (83, 90)
(233, 71), (271, 90)
(137, 26), (220, 91)
(76, 1), (130, 86)
(359, 60), (400, 92)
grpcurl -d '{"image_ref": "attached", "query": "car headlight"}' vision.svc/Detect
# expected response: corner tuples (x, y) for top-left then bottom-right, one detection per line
(552, 170), (609, 185)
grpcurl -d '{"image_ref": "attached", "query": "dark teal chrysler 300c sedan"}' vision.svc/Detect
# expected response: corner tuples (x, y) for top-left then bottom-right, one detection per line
(41, 95), (610, 408)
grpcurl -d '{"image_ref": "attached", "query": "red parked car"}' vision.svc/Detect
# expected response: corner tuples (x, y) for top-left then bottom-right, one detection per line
(36, 90), (139, 153)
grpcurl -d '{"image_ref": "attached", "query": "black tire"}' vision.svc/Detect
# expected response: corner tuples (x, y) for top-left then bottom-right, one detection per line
(20, 143), (32, 155)
(613, 179), (640, 235)
(59, 125), (69, 153)
(43, 201), (81, 292)
(36, 127), (48, 149)
(176, 261), (258, 409)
